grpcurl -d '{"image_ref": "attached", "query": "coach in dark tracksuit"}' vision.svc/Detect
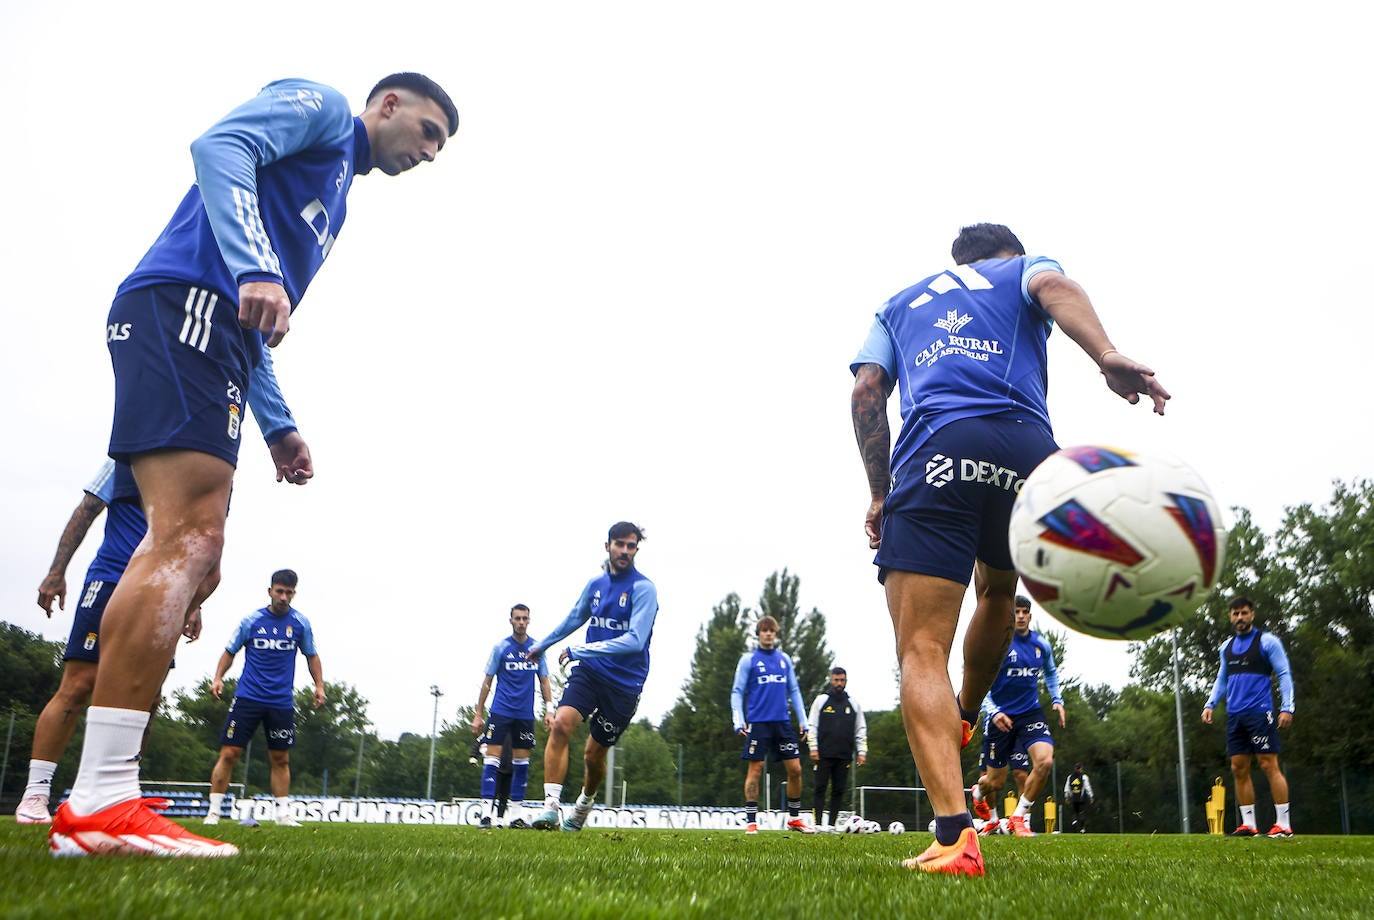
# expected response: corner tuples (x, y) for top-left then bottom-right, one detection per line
(808, 667), (868, 829)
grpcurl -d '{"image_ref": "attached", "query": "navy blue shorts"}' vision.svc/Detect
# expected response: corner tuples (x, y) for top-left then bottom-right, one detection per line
(557, 665), (639, 747)
(741, 720), (801, 762)
(220, 697), (295, 750)
(107, 284), (258, 467)
(63, 579), (176, 670)
(876, 416), (1058, 583)
(985, 708), (1053, 769)
(1226, 709), (1281, 756)
(979, 732), (1029, 774)
(483, 715), (536, 751)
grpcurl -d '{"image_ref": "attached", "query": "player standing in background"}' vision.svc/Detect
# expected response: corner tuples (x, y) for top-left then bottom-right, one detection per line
(48, 72), (458, 858)
(1202, 595), (1295, 838)
(971, 700), (1030, 836)
(204, 570), (325, 827)
(976, 598), (1065, 838)
(1063, 763), (1095, 832)
(527, 523), (658, 832)
(807, 666), (867, 831)
(732, 616), (814, 835)
(850, 222), (1168, 875)
(472, 604), (555, 828)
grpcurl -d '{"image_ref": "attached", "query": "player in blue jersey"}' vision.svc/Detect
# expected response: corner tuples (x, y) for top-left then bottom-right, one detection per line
(52, 73), (458, 858)
(472, 604), (555, 828)
(203, 570), (324, 828)
(527, 523), (659, 832)
(975, 598), (1065, 838)
(850, 223), (1168, 875)
(732, 616), (814, 834)
(1202, 595), (1295, 838)
(971, 700), (1031, 836)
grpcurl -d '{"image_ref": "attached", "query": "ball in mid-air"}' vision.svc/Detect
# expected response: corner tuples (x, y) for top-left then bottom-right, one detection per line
(1008, 445), (1226, 640)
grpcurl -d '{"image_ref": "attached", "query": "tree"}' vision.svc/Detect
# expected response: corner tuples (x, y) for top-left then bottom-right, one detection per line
(758, 569), (832, 698)
(0, 624), (64, 800)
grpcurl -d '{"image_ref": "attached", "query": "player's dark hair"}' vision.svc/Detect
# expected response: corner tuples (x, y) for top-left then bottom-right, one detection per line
(271, 569), (298, 588)
(607, 521), (645, 542)
(951, 223), (1026, 265)
(510, 604), (530, 615)
(831, 667), (847, 676)
(1229, 595), (1255, 611)
(756, 615), (779, 634)
(1014, 595), (1032, 609)
(368, 72), (459, 136)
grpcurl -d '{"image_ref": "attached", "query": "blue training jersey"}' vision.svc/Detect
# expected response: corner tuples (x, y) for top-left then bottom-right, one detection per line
(988, 629), (1063, 718)
(731, 647), (808, 731)
(534, 567), (659, 696)
(117, 78), (369, 312)
(484, 635), (548, 719)
(81, 461), (145, 583)
(1206, 630), (1295, 714)
(850, 256), (1062, 479)
(225, 606), (318, 707)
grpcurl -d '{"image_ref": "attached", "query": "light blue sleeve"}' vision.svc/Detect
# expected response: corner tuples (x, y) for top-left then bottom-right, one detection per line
(731, 655), (752, 730)
(571, 580), (660, 660)
(1206, 647), (1229, 709)
(296, 612), (318, 657)
(189, 81), (354, 287)
(248, 343), (297, 445)
(785, 656), (808, 732)
(537, 654), (549, 678)
(83, 460), (118, 504)
(849, 314), (897, 378)
(1039, 635), (1064, 706)
(1020, 255), (1064, 304)
(1262, 633), (1295, 713)
(483, 642), (503, 677)
(531, 579), (597, 652)
(225, 615), (255, 654)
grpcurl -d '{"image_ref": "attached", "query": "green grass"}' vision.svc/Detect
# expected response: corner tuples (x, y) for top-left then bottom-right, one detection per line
(3, 820), (1372, 919)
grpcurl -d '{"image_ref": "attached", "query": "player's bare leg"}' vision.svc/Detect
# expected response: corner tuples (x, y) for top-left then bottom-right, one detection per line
(534, 706), (581, 829)
(957, 564), (1017, 728)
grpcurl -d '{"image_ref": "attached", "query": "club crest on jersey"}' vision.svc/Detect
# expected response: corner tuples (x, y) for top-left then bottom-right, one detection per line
(84, 632), (97, 651)
(619, 593), (628, 608)
(227, 403), (241, 440)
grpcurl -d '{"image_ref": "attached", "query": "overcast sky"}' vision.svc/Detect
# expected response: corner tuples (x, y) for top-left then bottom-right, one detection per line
(2, 2), (1369, 742)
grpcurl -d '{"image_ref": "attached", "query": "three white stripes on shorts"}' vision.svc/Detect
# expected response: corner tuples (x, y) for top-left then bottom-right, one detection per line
(179, 287), (217, 352)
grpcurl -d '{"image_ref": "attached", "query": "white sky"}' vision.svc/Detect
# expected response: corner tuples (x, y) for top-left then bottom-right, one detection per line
(2, 2), (1369, 741)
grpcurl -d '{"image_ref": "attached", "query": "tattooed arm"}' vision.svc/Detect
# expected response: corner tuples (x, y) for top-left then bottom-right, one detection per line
(851, 362), (893, 550)
(37, 492), (108, 615)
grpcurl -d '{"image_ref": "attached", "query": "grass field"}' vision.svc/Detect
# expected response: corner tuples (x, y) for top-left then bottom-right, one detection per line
(3, 819), (1372, 919)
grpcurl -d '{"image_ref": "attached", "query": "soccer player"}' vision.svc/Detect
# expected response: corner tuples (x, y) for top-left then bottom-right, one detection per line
(472, 604), (555, 828)
(976, 598), (1065, 838)
(849, 222), (1168, 875)
(1202, 595), (1295, 838)
(1063, 763), (1095, 833)
(971, 701), (1030, 836)
(807, 666), (867, 830)
(48, 73), (458, 858)
(732, 616), (814, 834)
(527, 522), (659, 832)
(204, 570), (325, 828)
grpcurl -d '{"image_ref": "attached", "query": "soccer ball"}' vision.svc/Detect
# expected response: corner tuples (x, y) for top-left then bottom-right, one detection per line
(1008, 445), (1226, 640)
(889, 821), (906, 835)
(842, 814), (866, 834)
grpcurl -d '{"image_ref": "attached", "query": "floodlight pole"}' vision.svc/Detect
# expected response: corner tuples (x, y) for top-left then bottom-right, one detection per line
(1171, 630), (1191, 833)
(426, 685), (443, 801)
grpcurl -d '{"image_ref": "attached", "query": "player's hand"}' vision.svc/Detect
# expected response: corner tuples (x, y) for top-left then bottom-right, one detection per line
(810, 748), (819, 761)
(525, 646), (544, 662)
(993, 712), (1013, 732)
(471, 715), (485, 736)
(799, 729), (809, 744)
(238, 280), (292, 347)
(183, 606), (203, 642)
(736, 725), (747, 736)
(1278, 711), (1292, 729)
(1100, 351), (1170, 416)
(1054, 702), (1066, 727)
(212, 678), (224, 700)
(1201, 706), (1213, 724)
(858, 753), (867, 767)
(559, 648), (571, 667)
(269, 431), (313, 485)
(37, 573), (66, 616)
(865, 498), (884, 550)
(313, 685), (326, 708)
(543, 710), (555, 732)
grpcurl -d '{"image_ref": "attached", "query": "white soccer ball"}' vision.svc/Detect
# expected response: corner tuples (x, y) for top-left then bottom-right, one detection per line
(843, 814), (866, 834)
(1008, 445), (1226, 640)
(889, 821), (906, 835)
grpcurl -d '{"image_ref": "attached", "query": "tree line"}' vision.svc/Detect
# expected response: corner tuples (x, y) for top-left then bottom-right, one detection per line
(2, 481), (1370, 832)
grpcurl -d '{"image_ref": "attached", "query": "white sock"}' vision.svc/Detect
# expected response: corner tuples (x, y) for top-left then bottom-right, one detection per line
(971, 784), (984, 802)
(576, 790), (595, 807)
(1015, 795), (1034, 817)
(1275, 803), (1290, 828)
(544, 783), (563, 810)
(1240, 804), (1256, 827)
(23, 759), (58, 800)
(480, 799), (494, 820)
(207, 792), (225, 817)
(67, 707), (150, 815)
(275, 795), (290, 818)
